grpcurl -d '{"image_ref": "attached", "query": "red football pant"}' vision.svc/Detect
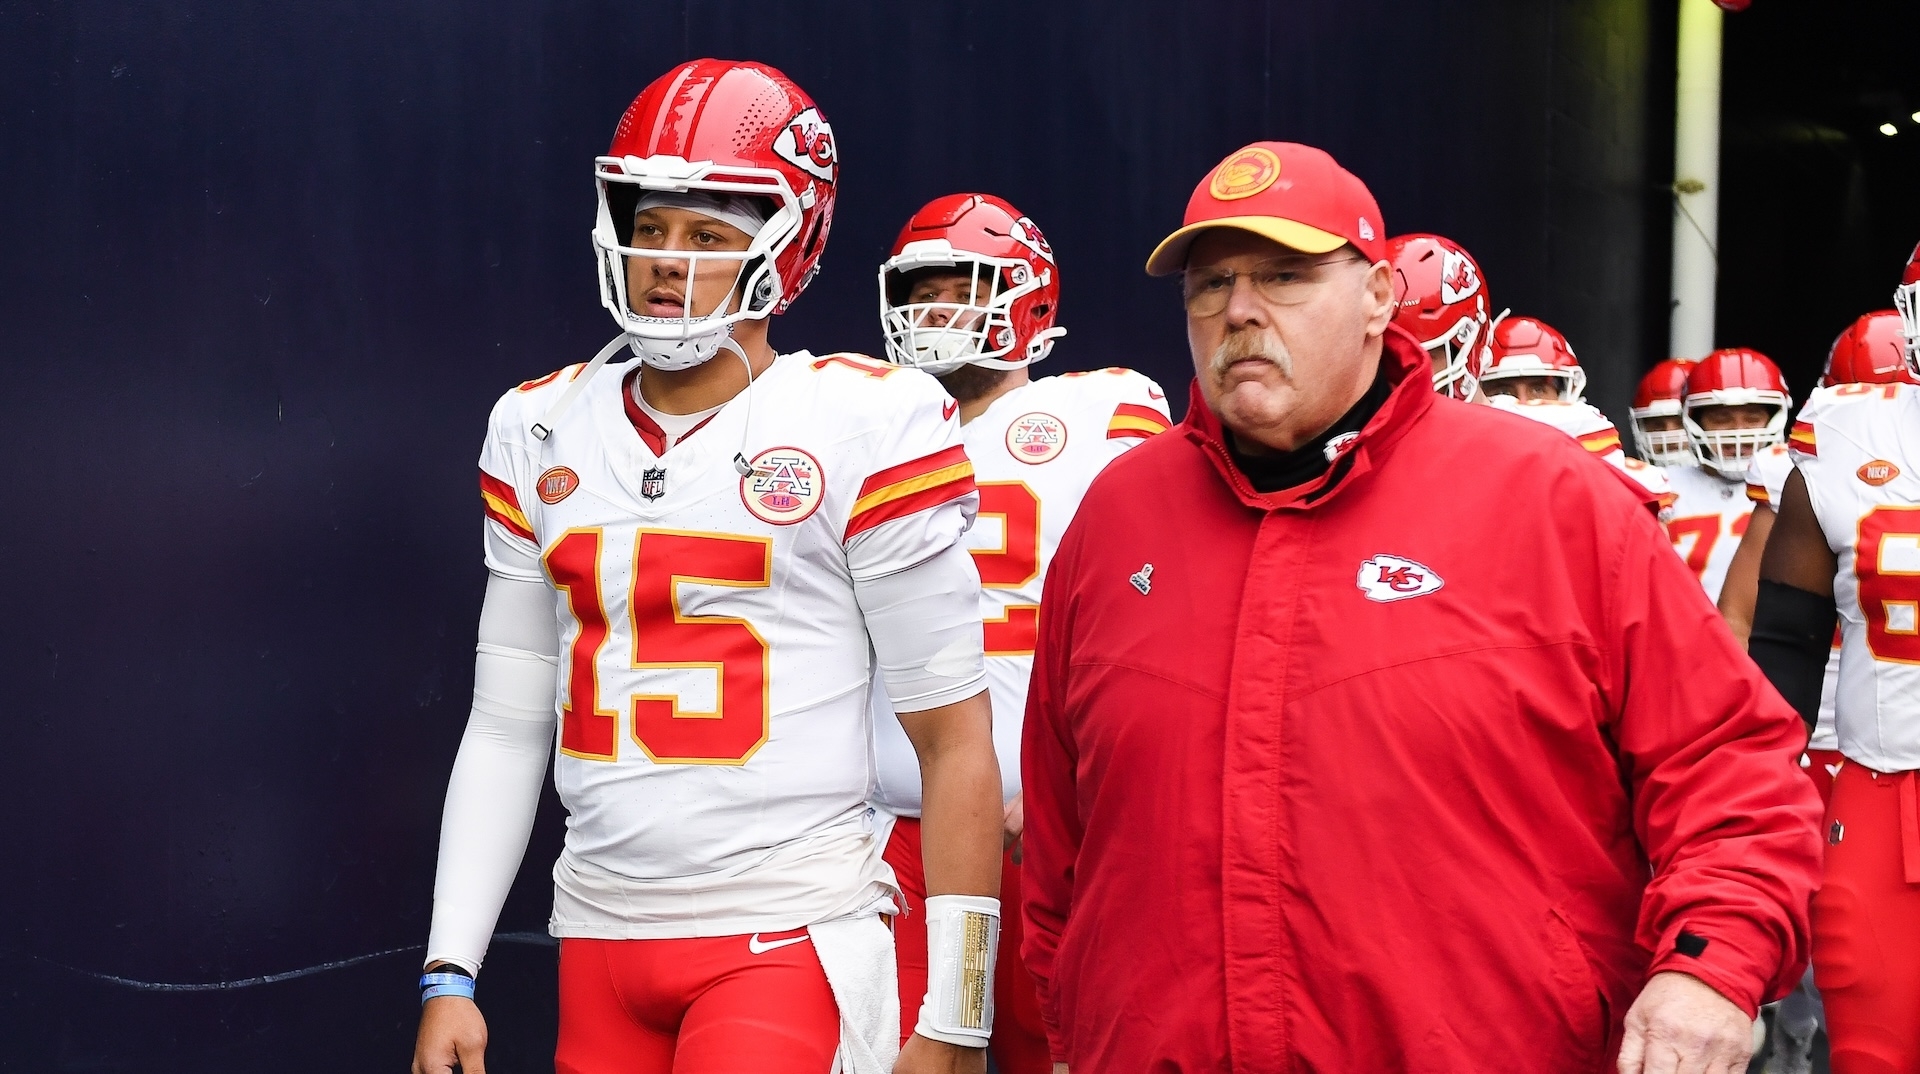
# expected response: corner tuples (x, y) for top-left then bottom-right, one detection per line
(555, 932), (840, 1074)
(1813, 763), (1920, 1074)
(1803, 748), (1844, 807)
(883, 816), (1050, 1074)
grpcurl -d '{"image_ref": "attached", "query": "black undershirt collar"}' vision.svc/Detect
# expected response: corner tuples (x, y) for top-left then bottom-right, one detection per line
(1226, 365), (1392, 494)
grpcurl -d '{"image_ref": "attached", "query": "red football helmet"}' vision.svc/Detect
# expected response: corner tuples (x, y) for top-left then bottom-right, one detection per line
(878, 194), (1065, 374)
(1387, 234), (1491, 400)
(1481, 315), (1586, 401)
(1895, 240), (1920, 377)
(1682, 348), (1791, 479)
(1629, 358), (1700, 466)
(1822, 310), (1917, 386)
(593, 59), (837, 369)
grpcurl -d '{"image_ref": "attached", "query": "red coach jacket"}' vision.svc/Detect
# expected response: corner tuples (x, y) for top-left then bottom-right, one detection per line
(1019, 328), (1823, 1073)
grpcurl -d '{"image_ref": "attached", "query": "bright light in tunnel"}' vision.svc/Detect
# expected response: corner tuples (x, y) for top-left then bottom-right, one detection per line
(1881, 122), (1900, 136)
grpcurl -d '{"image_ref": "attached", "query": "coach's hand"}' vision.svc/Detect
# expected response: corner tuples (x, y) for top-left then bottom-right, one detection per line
(1616, 971), (1753, 1074)
(413, 996), (488, 1074)
(895, 1032), (987, 1074)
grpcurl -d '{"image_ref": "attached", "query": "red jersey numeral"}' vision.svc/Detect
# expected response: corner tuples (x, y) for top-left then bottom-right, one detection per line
(546, 529), (619, 760)
(1831, 383), (1901, 400)
(972, 482), (1041, 587)
(971, 482), (1043, 655)
(809, 353), (897, 378)
(1667, 514), (1721, 579)
(542, 528), (774, 764)
(1857, 505), (1920, 665)
(983, 604), (1040, 657)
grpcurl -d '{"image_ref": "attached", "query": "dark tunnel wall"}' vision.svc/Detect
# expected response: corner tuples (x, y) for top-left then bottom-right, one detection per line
(0, 1), (1658, 1067)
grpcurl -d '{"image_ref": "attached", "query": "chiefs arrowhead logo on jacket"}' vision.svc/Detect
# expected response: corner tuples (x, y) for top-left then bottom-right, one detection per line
(1355, 554), (1444, 602)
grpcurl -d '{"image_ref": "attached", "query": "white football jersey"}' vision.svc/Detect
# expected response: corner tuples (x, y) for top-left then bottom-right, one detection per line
(871, 368), (1171, 813)
(1745, 443), (1839, 751)
(1792, 382), (1920, 771)
(478, 351), (978, 936)
(1662, 461), (1755, 603)
(1488, 397), (1675, 513)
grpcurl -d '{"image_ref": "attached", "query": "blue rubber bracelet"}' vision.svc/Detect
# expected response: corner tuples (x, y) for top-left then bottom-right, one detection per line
(419, 972), (475, 1005)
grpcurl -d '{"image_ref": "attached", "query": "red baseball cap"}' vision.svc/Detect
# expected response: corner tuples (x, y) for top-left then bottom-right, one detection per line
(1145, 141), (1386, 276)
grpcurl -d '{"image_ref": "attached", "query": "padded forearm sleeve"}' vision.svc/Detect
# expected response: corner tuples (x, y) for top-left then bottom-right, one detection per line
(854, 539), (987, 713)
(1749, 579), (1838, 733)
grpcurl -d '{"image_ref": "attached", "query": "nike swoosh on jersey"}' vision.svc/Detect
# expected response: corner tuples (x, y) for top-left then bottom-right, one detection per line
(746, 933), (811, 955)
(943, 399), (959, 420)
(1147, 388), (1164, 400)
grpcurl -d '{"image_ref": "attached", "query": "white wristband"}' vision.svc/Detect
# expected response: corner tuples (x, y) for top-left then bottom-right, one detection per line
(913, 894), (1000, 1047)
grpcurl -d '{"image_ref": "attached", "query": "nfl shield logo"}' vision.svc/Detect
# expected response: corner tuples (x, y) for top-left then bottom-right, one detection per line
(640, 467), (667, 502)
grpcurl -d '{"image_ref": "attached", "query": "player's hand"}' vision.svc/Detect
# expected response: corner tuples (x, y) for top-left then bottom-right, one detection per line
(1003, 792), (1025, 863)
(1616, 971), (1753, 1074)
(893, 1032), (986, 1074)
(413, 996), (488, 1074)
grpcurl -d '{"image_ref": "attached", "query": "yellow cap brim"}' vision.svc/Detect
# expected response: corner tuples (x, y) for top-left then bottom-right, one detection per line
(1144, 217), (1348, 277)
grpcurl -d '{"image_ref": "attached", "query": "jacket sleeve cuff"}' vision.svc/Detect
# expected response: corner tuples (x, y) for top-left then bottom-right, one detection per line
(1645, 918), (1784, 1019)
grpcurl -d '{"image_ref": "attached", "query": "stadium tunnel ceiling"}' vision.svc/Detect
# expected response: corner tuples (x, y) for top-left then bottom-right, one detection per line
(1715, 0), (1920, 397)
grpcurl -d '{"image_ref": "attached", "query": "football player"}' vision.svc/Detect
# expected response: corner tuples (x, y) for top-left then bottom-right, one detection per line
(1385, 233), (1493, 401)
(1629, 357), (1701, 467)
(870, 193), (1171, 1074)
(1749, 247), (1920, 1073)
(1712, 315), (1911, 1074)
(412, 61), (1003, 1074)
(1720, 312), (1912, 793)
(1479, 314), (1587, 403)
(1661, 348), (1791, 602)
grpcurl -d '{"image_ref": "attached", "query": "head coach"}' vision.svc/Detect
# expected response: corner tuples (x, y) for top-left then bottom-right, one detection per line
(1016, 142), (1824, 1073)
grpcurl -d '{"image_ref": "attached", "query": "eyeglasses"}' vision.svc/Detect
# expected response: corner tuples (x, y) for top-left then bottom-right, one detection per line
(1181, 255), (1368, 316)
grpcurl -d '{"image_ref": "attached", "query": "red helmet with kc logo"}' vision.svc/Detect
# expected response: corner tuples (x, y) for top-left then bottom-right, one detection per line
(1482, 315), (1586, 400)
(1386, 234), (1491, 400)
(1628, 358), (1699, 466)
(1895, 240), (1920, 377)
(1682, 348), (1791, 479)
(1823, 310), (1917, 386)
(592, 59), (837, 367)
(878, 193), (1066, 374)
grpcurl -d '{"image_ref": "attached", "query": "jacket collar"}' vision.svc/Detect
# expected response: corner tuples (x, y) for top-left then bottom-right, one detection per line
(1181, 324), (1436, 512)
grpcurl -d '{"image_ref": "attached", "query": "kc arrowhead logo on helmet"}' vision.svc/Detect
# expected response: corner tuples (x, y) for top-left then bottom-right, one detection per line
(772, 106), (837, 182)
(1355, 554), (1445, 602)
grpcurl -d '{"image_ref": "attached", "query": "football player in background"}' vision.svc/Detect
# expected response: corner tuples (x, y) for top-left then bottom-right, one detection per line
(1629, 357), (1702, 468)
(1721, 312), (1913, 788)
(1481, 315), (1674, 510)
(1750, 251), (1920, 1073)
(1478, 314), (1588, 403)
(1386, 233), (1493, 401)
(870, 193), (1171, 1074)
(412, 61), (1003, 1074)
(1661, 349), (1791, 602)
(1715, 312), (1915, 1074)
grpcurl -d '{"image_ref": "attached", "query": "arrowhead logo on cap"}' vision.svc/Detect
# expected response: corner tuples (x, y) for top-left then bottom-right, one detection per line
(1209, 146), (1282, 201)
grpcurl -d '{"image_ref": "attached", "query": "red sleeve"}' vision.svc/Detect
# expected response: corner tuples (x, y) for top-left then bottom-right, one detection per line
(1605, 501), (1824, 1015)
(1020, 530), (1083, 1064)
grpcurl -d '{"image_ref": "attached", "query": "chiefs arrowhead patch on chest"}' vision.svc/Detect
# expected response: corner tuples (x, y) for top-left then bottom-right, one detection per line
(1356, 554), (1444, 603)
